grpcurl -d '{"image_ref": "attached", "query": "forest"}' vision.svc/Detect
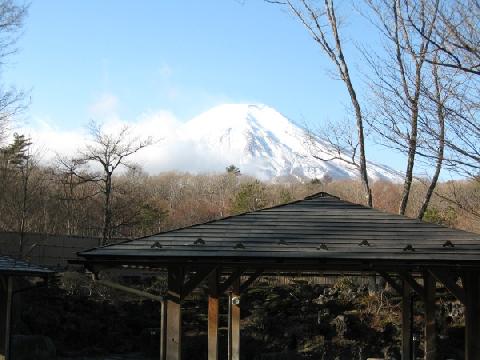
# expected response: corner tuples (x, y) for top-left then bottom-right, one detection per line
(1, 145), (480, 245)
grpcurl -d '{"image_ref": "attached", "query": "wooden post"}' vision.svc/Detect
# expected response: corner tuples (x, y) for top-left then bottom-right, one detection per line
(424, 272), (436, 360)
(227, 291), (232, 360)
(166, 266), (184, 360)
(402, 280), (412, 360)
(230, 278), (240, 360)
(208, 269), (219, 360)
(463, 272), (480, 360)
(160, 299), (166, 360)
(0, 276), (13, 360)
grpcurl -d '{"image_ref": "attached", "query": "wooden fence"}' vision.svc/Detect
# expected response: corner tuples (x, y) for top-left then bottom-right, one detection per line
(0, 232), (117, 269)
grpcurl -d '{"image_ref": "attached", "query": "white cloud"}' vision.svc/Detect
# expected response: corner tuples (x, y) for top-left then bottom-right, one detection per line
(88, 93), (119, 119)
(19, 109), (196, 174)
(20, 107), (238, 176)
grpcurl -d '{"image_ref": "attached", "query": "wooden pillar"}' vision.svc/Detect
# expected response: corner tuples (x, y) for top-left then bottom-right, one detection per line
(166, 266), (184, 360)
(424, 272), (436, 360)
(463, 272), (480, 360)
(160, 299), (166, 360)
(208, 269), (219, 360)
(0, 276), (13, 360)
(402, 280), (412, 360)
(228, 278), (240, 360)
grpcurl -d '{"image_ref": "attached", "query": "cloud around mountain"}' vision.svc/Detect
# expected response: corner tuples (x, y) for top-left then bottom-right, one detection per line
(20, 103), (402, 182)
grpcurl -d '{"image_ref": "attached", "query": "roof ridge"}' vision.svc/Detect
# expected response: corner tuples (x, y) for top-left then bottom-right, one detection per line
(304, 192), (339, 200)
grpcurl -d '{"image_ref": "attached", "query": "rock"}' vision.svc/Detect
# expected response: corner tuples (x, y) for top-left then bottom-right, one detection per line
(313, 295), (326, 305)
(11, 335), (56, 360)
(333, 315), (347, 338)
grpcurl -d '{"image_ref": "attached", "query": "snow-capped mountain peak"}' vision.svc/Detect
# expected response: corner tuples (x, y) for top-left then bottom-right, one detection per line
(178, 103), (402, 182)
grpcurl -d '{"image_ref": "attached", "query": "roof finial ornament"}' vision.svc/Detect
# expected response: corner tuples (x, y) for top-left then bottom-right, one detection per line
(403, 244), (415, 252)
(442, 240), (455, 248)
(317, 243), (328, 251)
(193, 238), (206, 245)
(151, 241), (163, 249)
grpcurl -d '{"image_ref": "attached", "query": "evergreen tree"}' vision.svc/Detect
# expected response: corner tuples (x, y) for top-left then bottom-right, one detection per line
(226, 164), (241, 176)
(231, 180), (267, 214)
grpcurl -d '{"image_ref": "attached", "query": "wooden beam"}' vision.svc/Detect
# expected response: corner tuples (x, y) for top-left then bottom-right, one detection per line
(228, 278), (241, 360)
(239, 269), (263, 293)
(95, 279), (163, 302)
(378, 271), (403, 295)
(399, 272), (425, 300)
(166, 266), (184, 360)
(429, 269), (465, 304)
(423, 272), (436, 360)
(402, 280), (412, 360)
(182, 266), (215, 298)
(219, 268), (245, 294)
(463, 272), (480, 360)
(208, 269), (219, 360)
(0, 276), (13, 360)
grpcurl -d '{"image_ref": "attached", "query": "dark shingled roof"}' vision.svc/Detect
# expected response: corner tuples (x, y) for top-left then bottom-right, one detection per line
(78, 193), (480, 269)
(0, 255), (53, 276)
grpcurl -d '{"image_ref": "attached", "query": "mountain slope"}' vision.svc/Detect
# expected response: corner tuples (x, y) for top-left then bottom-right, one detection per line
(178, 103), (402, 182)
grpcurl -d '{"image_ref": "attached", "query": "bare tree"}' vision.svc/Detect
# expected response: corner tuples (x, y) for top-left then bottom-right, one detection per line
(404, 0), (480, 218)
(54, 156), (99, 235)
(2, 133), (43, 256)
(432, 0), (480, 179)
(416, 0), (480, 76)
(268, 0), (373, 206)
(363, 0), (439, 215)
(81, 121), (153, 245)
(417, 59), (446, 219)
(0, 0), (28, 144)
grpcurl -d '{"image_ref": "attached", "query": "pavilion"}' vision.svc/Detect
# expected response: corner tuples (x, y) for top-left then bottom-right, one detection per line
(0, 255), (53, 360)
(77, 192), (480, 360)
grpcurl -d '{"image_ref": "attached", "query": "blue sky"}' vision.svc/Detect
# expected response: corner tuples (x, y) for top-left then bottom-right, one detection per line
(3, 0), (410, 173)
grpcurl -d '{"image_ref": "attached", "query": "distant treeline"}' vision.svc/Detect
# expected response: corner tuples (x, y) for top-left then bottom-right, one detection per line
(0, 141), (479, 252)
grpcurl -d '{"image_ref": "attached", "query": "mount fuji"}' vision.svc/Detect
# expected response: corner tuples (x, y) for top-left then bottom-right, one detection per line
(163, 103), (402, 182)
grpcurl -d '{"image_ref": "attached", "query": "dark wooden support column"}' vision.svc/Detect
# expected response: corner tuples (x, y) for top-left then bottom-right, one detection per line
(228, 278), (240, 360)
(402, 280), (412, 360)
(423, 272), (436, 360)
(166, 266), (184, 360)
(463, 272), (480, 360)
(0, 276), (13, 360)
(208, 269), (219, 360)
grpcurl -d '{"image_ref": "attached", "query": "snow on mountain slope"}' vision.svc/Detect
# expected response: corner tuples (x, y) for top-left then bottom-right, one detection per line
(176, 103), (402, 182)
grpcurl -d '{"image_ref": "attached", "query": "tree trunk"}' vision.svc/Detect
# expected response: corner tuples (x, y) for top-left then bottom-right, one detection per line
(398, 129), (417, 215)
(19, 162), (29, 257)
(102, 172), (112, 245)
(344, 75), (372, 207)
(418, 64), (445, 219)
(328, 0), (372, 207)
